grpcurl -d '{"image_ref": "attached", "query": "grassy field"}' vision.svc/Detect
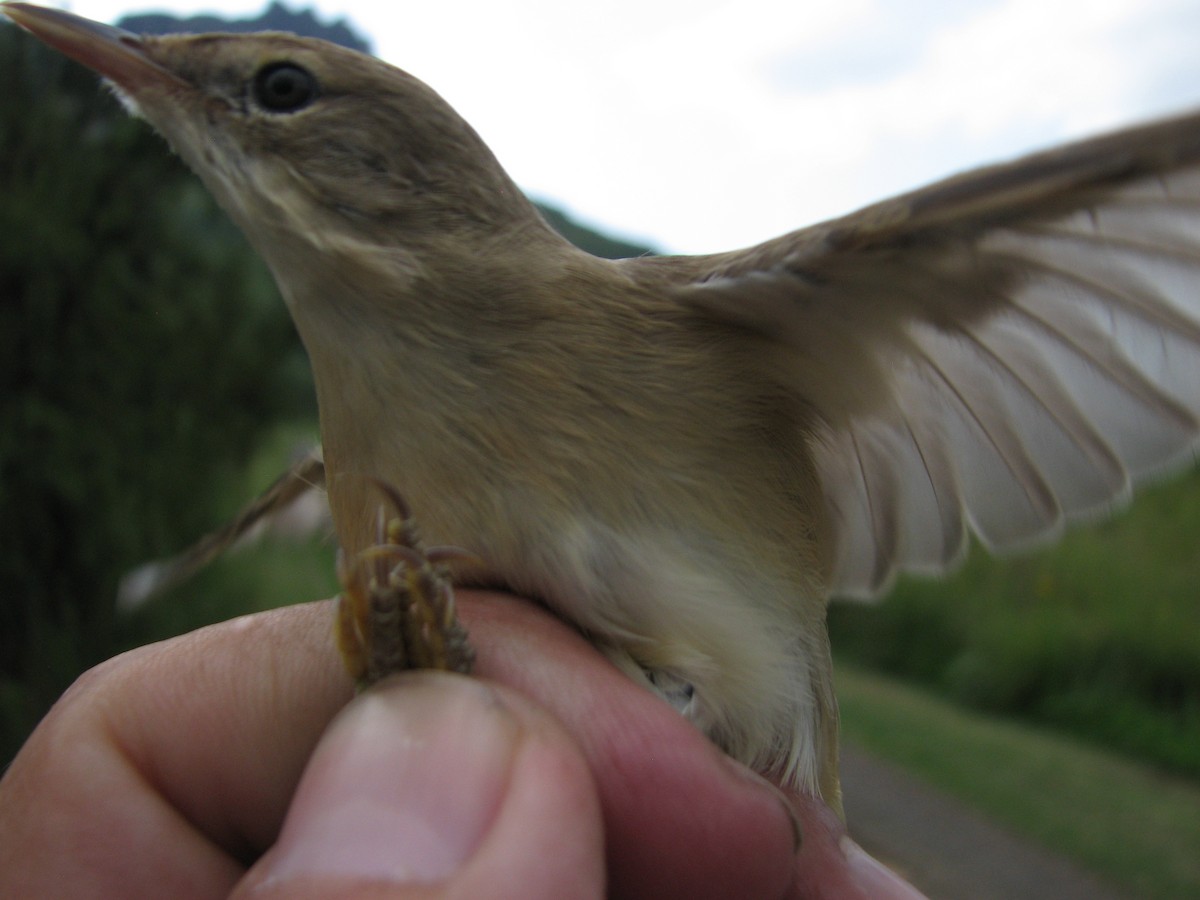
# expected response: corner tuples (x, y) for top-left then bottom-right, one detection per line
(837, 662), (1200, 900)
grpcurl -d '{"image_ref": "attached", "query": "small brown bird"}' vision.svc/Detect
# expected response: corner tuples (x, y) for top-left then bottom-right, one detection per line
(5, 1), (1199, 823)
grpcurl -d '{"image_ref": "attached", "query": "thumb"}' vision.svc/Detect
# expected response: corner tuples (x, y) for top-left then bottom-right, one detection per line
(235, 672), (605, 899)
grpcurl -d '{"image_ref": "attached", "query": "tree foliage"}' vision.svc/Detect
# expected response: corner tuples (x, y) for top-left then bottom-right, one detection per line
(0, 24), (308, 761)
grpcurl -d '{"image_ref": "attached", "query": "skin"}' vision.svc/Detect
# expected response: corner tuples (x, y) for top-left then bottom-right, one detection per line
(0, 593), (922, 899)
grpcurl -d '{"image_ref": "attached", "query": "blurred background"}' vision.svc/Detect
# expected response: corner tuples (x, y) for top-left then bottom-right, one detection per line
(2, 3), (1198, 897)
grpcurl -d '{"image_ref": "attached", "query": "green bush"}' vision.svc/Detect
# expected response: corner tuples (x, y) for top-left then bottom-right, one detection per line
(829, 466), (1200, 777)
(0, 24), (311, 763)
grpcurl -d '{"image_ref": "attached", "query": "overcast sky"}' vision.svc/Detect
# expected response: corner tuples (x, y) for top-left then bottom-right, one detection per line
(45, 0), (1200, 254)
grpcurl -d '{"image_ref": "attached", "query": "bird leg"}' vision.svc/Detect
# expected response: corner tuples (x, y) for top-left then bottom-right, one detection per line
(335, 481), (476, 688)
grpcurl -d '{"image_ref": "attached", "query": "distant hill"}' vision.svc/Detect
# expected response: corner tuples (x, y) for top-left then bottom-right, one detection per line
(118, 2), (371, 54)
(537, 204), (653, 259)
(114, 5), (654, 260)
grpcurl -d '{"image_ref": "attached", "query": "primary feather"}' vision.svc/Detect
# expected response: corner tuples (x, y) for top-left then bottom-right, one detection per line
(658, 111), (1200, 597)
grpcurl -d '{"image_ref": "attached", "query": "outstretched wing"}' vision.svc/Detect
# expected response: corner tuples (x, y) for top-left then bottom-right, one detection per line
(646, 109), (1200, 598)
(116, 452), (328, 610)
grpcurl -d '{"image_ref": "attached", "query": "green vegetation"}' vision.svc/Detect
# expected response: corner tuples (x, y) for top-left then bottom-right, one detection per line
(837, 662), (1200, 899)
(829, 466), (1200, 778)
(0, 24), (311, 763)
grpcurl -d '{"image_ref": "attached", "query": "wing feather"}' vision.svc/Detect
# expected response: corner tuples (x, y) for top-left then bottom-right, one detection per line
(638, 109), (1200, 598)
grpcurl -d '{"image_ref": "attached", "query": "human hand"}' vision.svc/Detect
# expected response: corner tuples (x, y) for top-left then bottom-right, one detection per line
(0, 592), (922, 898)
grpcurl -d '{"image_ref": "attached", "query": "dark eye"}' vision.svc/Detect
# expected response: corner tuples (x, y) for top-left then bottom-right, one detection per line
(252, 63), (318, 113)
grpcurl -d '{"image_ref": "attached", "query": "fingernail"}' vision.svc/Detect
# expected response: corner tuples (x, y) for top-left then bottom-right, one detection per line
(261, 673), (519, 885)
(841, 836), (930, 899)
(722, 757), (803, 853)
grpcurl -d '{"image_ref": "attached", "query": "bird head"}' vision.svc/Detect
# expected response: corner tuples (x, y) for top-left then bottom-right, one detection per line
(2, 3), (539, 293)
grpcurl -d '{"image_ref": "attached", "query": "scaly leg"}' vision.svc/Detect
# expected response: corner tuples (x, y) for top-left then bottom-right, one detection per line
(335, 482), (476, 687)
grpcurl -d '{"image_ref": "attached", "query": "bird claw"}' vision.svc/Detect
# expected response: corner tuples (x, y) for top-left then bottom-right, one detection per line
(336, 483), (475, 688)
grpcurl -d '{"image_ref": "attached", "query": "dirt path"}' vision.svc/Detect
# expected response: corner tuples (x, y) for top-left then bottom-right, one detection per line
(840, 743), (1130, 900)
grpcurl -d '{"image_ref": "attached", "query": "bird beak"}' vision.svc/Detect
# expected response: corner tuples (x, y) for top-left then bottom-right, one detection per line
(2, 2), (185, 94)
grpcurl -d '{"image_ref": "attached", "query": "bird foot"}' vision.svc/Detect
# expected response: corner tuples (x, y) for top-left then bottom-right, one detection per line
(335, 481), (476, 688)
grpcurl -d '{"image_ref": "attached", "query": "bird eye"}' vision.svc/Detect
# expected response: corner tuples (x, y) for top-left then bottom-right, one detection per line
(252, 63), (318, 113)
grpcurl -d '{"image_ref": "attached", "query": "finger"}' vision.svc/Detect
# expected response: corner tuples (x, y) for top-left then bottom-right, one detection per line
(463, 593), (799, 900)
(786, 793), (929, 899)
(233, 672), (604, 900)
(0, 592), (797, 899)
(0, 601), (350, 899)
